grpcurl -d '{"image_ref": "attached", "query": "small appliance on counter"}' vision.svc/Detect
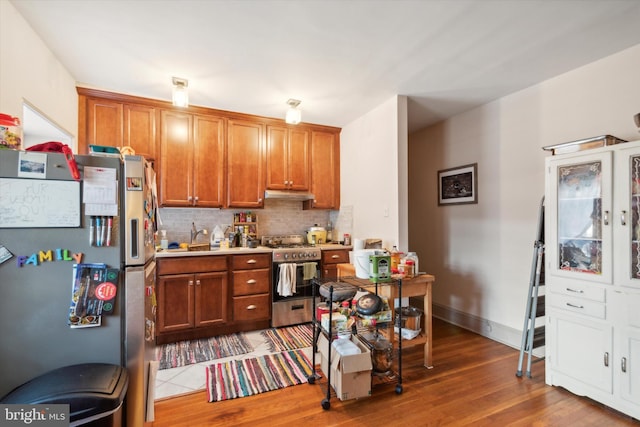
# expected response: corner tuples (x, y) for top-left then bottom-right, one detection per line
(306, 224), (327, 245)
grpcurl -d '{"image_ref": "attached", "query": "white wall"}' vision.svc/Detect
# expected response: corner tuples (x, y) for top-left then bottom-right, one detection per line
(0, 0), (78, 150)
(340, 95), (408, 251)
(409, 43), (640, 347)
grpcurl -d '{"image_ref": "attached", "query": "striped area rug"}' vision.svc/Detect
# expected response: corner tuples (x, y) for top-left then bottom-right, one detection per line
(157, 333), (253, 370)
(206, 349), (313, 402)
(261, 323), (314, 353)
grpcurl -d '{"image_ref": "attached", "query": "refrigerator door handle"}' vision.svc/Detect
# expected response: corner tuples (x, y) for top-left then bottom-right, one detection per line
(130, 218), (139, 259)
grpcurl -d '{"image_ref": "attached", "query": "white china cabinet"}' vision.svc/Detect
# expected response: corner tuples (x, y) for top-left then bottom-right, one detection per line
(545, 139), (640, 419)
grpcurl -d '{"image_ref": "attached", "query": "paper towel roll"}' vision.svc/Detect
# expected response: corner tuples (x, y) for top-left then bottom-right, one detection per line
(353, 238), (365, 250)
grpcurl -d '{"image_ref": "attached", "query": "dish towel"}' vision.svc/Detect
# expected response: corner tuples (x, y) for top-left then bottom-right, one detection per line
(277, 263), (297, 297)
(303, 262), (317, 281)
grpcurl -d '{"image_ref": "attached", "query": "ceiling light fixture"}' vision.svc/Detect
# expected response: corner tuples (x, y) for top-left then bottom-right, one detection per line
(285, 99), (302, 124)
(172, 77), (189, 107)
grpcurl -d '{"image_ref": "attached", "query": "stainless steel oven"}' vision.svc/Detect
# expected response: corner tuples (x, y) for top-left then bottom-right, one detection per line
(263, 235), (321, 327)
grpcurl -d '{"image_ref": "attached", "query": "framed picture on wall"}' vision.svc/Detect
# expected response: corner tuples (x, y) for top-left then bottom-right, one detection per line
(438, 163), (478, 205)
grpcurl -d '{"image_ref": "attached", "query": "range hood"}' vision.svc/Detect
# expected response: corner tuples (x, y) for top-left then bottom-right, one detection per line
(264, 190), (315, 201)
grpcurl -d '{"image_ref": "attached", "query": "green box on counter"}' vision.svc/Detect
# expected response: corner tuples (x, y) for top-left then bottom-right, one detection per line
(369, 254), (391, 283)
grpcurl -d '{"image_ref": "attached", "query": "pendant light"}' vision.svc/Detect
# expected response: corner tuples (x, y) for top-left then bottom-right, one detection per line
(172, 77), (189, 107)
(285, 99), (302, 124)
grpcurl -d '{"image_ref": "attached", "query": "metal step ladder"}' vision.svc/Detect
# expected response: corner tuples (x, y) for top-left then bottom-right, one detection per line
(516, 196), (545, 378)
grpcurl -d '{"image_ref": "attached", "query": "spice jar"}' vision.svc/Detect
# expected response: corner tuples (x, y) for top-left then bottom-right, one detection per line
(404, 260), (415, 278)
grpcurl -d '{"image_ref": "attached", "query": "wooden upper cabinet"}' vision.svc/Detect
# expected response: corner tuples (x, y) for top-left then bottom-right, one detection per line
(304, 130), (340, 210)
(193, 115), (226, 208)
(86, 98), (122, 149)
(124, 104), (157, 159)
(160, 110), (193, 207)
(78, 90), (157, 159)
(159, 110), (225, 207)
(227, 119), (265, 208)
(76, 88), (341, 210)
(266, 126), (310, 191)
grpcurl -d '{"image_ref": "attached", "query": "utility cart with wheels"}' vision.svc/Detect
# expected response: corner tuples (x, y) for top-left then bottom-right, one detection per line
(308, 276), (403, 410)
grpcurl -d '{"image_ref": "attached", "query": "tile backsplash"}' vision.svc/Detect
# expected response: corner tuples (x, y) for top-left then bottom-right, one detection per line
(157, 200), (352, 244)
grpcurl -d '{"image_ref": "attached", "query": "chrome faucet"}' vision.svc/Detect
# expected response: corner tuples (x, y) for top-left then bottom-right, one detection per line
(190, 222), (208, 244)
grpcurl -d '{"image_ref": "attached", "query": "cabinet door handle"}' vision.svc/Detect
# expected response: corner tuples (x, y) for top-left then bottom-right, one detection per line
(246, 279), (256, 284)
(621, 210), (627, 226)
(188, 196), (193, 202)
(247, 259), (257, 264)
(622, 357), (627, 373)
(331, 255), (340, 259)
(566, 302), (584, 309)
(196, 280), (201, 286)
(188, 280), (194, 286)
(603, 210), (609, 226)
(246, 305), (257, 310)
(194, 196), (199, 203)
(604, 352), (609, 367)
(566, 287), (584, 294)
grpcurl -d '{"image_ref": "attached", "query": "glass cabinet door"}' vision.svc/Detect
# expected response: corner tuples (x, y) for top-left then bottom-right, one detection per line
(616, 145), (640, 288)
(557, 162), (603, 274)
(547, 152), (612, 284)
(630, 155), (640, 280)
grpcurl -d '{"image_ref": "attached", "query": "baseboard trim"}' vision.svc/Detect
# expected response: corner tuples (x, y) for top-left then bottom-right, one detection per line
(432, 303), (545, 358)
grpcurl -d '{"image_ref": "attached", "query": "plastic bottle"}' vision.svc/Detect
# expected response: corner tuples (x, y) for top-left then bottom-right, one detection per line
(390, 246), (402, 272)
(405, 252), (419, 276)
(160, 230), (168, 249)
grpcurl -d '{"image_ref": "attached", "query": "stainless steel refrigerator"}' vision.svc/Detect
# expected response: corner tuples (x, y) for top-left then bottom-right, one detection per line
(0, 149), (157, 426)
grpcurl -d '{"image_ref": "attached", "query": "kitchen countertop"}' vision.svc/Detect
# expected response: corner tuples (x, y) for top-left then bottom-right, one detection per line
(154, 246), (273, 258)
(154, 243), (352, 258)
(315, 243), (352, 250)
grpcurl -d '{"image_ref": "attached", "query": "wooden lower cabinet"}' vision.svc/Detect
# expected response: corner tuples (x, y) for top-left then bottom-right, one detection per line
(231, 253), (271, 324)
(157, 271), (227, 333)
(321, 248), (350, 278)
(156, 253), (271, 344)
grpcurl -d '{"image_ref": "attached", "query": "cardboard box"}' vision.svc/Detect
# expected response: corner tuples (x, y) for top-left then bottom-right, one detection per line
(321, 312), (347, 332)
(318, 334), (372, 401)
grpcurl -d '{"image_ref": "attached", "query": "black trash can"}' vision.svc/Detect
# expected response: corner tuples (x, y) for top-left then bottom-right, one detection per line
(1, 363), (128, 427)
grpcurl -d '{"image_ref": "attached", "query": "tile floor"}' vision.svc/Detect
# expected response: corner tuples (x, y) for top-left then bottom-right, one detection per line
(154, 329), (314, 400)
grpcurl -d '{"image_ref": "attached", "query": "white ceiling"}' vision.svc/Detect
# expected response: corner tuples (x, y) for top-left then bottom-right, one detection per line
(11, 0), (640, 133)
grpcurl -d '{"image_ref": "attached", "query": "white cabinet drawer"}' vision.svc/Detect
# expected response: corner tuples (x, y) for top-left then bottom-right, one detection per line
(549, 282), (606, 302)
(550, 294), (606, 319)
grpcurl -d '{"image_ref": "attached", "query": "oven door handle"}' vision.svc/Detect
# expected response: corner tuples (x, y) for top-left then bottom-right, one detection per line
(275, 262), (318, 267)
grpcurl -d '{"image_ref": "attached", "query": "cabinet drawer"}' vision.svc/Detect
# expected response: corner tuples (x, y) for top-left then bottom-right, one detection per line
(322, 249), (349, 265)
(233, 294), (270, 321)
(550, 294), (606, 319)
(231, 253), (271, 270)
(233, 269), (270, 296)
(549, 282), (606, 302)
(157, 256), (227, 275)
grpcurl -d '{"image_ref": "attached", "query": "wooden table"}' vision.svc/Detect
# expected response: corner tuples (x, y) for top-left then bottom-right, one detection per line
(336, 263), (435, 368)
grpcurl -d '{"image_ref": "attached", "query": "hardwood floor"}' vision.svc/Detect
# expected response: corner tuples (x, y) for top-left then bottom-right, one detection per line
(152, 319), (639, 426)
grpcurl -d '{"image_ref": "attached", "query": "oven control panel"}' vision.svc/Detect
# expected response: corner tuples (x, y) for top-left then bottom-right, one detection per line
(273, 249), (321, 262)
